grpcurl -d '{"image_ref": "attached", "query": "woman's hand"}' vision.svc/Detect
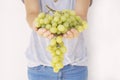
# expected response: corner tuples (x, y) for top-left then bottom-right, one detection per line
(36, 28), (54, 39)
(32, 23), (54, 39)
(63, 28), (79, 39)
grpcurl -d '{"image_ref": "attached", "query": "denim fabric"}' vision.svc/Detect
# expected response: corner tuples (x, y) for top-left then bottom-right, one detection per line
(27, 64), (88, 80)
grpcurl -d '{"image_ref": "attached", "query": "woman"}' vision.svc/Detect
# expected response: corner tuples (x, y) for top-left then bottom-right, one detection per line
(22, 0), (92, 80)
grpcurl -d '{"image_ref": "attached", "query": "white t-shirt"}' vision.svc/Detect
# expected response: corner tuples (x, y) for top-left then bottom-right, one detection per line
(24, 0), (88, 67)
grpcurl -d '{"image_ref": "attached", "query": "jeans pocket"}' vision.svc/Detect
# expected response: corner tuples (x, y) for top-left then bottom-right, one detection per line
(28, 65), (45, 72)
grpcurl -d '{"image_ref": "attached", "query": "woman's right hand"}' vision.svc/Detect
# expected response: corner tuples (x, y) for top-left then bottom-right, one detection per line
(36, 28), (54, 39)
(32, 22), (54, 39)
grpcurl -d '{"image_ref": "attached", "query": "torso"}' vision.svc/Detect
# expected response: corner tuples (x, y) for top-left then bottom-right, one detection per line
(25, 0), (88, 67)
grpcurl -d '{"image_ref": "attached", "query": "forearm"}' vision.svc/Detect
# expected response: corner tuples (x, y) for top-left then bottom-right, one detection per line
(75, 0), (91, 21)
(24, 0), (40, 29)
(26, 13), (39, 29)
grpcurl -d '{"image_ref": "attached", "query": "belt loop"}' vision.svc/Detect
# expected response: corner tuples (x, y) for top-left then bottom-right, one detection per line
(42, 65), (46, 71)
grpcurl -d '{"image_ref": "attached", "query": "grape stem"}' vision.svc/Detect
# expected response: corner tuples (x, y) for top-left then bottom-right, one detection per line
(46, 5), (56, 13)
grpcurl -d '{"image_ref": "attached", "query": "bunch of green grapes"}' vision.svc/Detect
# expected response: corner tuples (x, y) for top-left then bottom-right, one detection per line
(34, 9), (88, 73)
(46, 36), (67, 72)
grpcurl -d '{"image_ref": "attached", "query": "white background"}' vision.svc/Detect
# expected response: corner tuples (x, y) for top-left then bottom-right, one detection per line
(0, 0), (120, 80)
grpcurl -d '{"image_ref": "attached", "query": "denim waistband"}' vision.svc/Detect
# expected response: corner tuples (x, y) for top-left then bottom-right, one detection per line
(28, 64), (87, 72)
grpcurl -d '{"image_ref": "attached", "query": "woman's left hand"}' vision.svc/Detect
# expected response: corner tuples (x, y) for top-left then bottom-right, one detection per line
(63, 28), (79, 39)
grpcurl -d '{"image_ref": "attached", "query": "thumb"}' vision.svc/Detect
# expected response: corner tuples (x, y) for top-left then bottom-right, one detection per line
(32, 22), (38, 32)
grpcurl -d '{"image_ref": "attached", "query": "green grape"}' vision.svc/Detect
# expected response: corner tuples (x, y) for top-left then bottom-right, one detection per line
(46, 45), (52, 52)
(63, 13), (69, 18)
(66, 19), (72, 24)
(60, 46), (67, 53)
(54, 11), (61, 17)
(76, 25), (84, 32)
(52, 46), (58, 51)
(50, 38), (57, 46)
(73, 21), (78, 26)
(62, 28), (68, 33)
(55, 62), (64, 69)
(58, 19), (62, 24)
(61, 16), (67, 22)
(44, 18), (50, 24)
(45, 14), (52, 20)
(46, 24), (51, 29)
(57, 31), (61, 35)
(70, 16), (75, 21)
(52, 22), (57, 27)
(52, 56), (60, 63)
(48, 15), (53, 21)
(57, 25), (66, 32)
(38, 13), (45, 19)
(63, 22), (69, 28)
(62, 9), (70, 14)
(69, 10), (76, 16)
(51, 52), (57, 56)
(41, 24), (46, 28)
(82, 21), (88, 29)
(53, 16), (60, 23)
(55, 49), (62, 55)
(53, 67), (59, 73)
(34, 22), (41, 28)
(75, 16), (82, 21)
(39, 19), (44, 25)
(59, 41), (64, 46)
(50, 27), (58, 33)
(56, 36), (62, 43)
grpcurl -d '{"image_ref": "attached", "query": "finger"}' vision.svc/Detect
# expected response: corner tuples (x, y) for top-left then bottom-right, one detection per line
(37, 28), (47, 36)
(48, 34), (54, 39)
(63, 33), (68, 38)
(32, 26), (38, 31)
(67, 31), (74, 38)
(43, 31), (51, 37)
(71, 28), (79, 37)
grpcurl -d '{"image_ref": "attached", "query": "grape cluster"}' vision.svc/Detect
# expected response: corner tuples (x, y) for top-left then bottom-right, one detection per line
(46, 36), (66, 72)
(34, 9), (88, 73)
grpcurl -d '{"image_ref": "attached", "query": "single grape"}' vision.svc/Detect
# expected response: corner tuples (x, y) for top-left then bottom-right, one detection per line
(55, 49), (62, 55)
(61, 16), (67, 22)
(63, 13), (69, 18)
(53, 67), (59, 73)
(46, 24), (51, 30)
(52, 56), (60, 63)
(50, 27), (58, 33)
(50, 38), (57, 46)
(63, 22), (69, 28)
(52, 22), (58, 27)
(57, 25), (65, 32)
(76, 25), (84, 32)
(56, 36), (63, 43)
(39, 19), (44, 25)
(44, 18), (50, 24)
(54, 11), (61, 17)
(82, 21), (88, 29)
(38, 12), (45, 19)
(60, 46), (67, 53)
(59, 41), (64, 46)
(55, 62), (64, 69)
(53, 16), (60, 23)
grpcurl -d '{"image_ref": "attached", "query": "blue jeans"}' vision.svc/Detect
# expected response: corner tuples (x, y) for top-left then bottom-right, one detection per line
(27, 64), (88, 80)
